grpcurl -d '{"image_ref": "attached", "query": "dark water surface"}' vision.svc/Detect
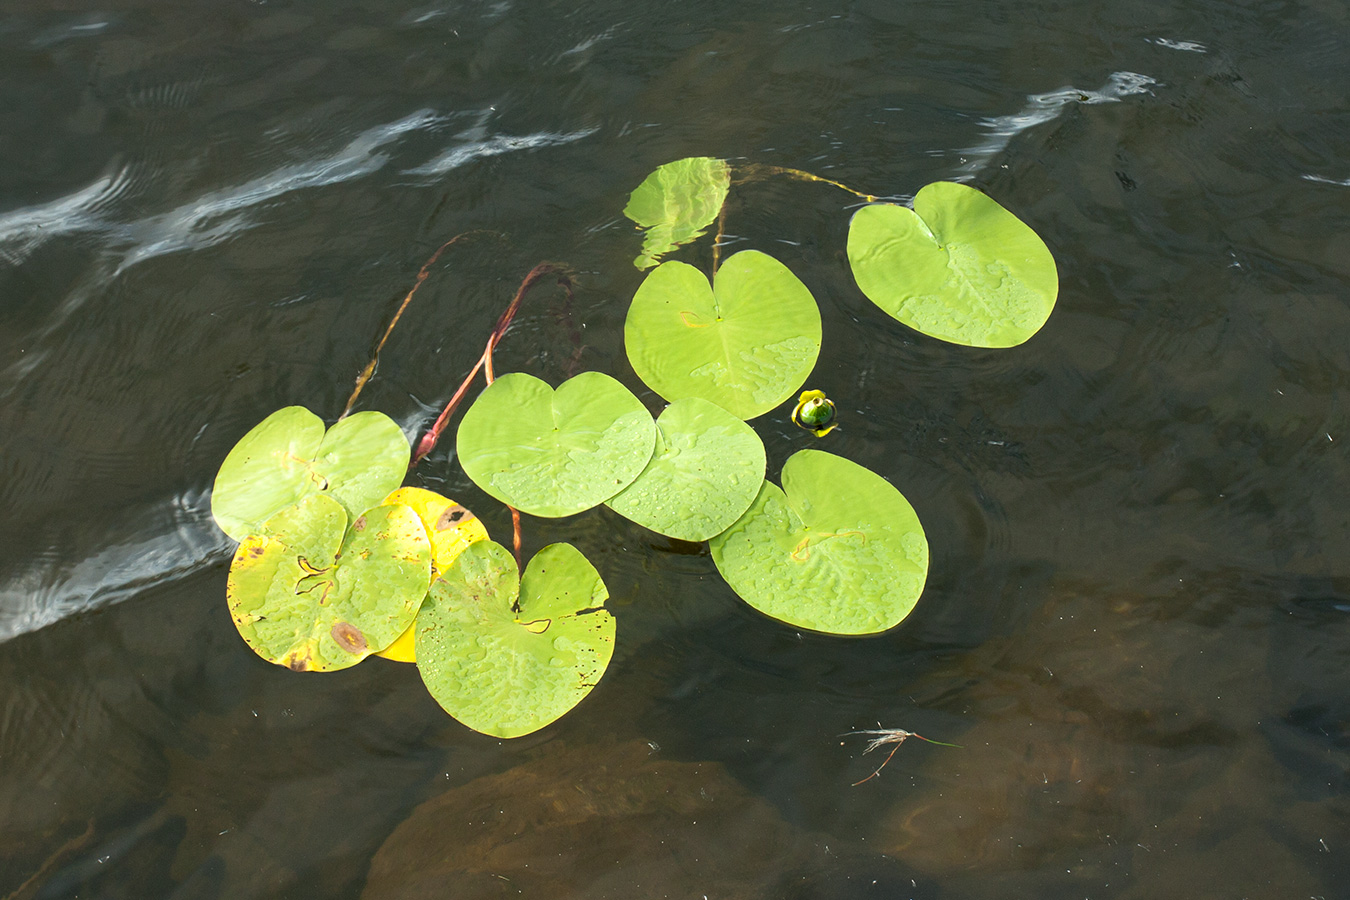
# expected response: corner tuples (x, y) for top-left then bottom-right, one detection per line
(2, 0), (1349, 897)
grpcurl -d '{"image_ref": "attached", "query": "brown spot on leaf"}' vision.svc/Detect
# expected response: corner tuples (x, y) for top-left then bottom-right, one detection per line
(248, 545), (265, 558)
(331, 622), (368, 653)
(286, 652), (312, 672)
(436, 505), (473, 531)
(353, 515), (367, 532)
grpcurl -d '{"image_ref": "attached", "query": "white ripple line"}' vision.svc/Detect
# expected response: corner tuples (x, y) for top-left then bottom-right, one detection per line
(0, 108), (445, 271)
(0, 490), (230, 644)
(0, 166), (132, 264)
(954, 71), (1159, 179)
(111, 108), (445, 275)
(1151, 37), (1207, 53)
(403, 126), (600, 176)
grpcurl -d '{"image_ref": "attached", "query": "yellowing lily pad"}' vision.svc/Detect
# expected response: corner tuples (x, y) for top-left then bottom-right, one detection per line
(624, 157), (731, 269)
(457, 372), (656, 518)
(211, 406), (411, 541)
(376, 487), (489, 663)
(416, 541), (615, 738)
(226, 494), (432, 671)
(605, 397), (765, 542)
(709, 450), (928, 635)
(624, 250), (822, 420)
(847, 182), (1058, 347)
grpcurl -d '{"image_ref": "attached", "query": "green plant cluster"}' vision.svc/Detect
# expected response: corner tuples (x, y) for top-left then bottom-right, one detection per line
(209, 157), (1058, 738)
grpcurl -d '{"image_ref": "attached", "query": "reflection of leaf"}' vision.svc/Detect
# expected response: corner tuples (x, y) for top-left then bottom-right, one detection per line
(605, 397), (765, 542)
(625, 250), (821, 420)
(375, 487), (489, 663)
(847, 182), (1058, 347)
(457, 372), (656, 518)
(710, 450), (928, 635)
(624, 157), (731, 269)
(211, 406), (410, 541)
(226, 494), (432, 671)
(416, 541), (615, 738)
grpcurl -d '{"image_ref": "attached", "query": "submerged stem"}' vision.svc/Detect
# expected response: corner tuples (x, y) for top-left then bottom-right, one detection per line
(341, 231), (499, 420)
(3, 819), (95, 900)
(736, 164), (881, 204)
(711, 200), (729, 275)
(410, 262), (575, 467)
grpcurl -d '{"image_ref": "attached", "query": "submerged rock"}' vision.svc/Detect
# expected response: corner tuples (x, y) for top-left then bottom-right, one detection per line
(362, 738), (892, 900)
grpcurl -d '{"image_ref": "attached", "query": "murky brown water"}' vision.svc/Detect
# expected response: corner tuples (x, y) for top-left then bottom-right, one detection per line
(2, 0), (1348, 897)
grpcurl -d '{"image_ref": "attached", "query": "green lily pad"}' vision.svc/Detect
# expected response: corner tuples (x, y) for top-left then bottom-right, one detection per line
(624, 250), (822, 420)
(457, 372), (656, 518)
(226, 494), (432, 671)
(709, 450), (928, 635)
(605, 397), (766, 541)
(211, 406), (411, 541)
(416, 541), (615, 738)
(624, 157), (731, 269)
(847, 182), (1058, 347)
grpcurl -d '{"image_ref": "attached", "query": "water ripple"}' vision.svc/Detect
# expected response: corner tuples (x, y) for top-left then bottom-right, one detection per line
(113, 109), (444, 274)
(1302, 173), (1350, 187)
(0, 165), (133, 264)
(0, 107), (597, 395)
(954, 71), (1158, 179)
(0, 490), (228, 643)
(403, 126), (599, 177)
(0, 109), (596, 269)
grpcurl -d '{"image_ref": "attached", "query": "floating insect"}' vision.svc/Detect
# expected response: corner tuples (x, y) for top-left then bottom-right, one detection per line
(842, 726), (963, 786)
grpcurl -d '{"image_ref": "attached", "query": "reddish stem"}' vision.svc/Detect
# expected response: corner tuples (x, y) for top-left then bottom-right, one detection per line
(410, 262), (574, 466)
(410, 263), (575, 573)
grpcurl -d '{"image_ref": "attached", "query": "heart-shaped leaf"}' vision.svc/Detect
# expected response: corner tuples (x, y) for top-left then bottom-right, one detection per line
(625, 250), (822, 420)
(375, 487), (489, 663)
(847, 182), (1058, 347)
(457, 372), (656, 518)
(416, 541), (615, 738)
(211, 406), (411, 541)
(624, 157), (731, 269)
(709, 450), (928, 635)
(605, 397), (766, 542)
(226, 494), (432, 671)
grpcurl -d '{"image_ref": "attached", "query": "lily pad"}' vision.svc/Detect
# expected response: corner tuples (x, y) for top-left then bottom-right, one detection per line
(624, 157), (731, 269)
(416, 541), (615, 738)
(709, 450), (928, 635)
(457, 372), (656, 518)
(211, 406), (411, 541)
(625, 250), (822, 420)
(376, 487), (489, 663)
(605, 397), (765, 541)
(847, 182), (1058, 347)
(226, 494), (432, 671)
